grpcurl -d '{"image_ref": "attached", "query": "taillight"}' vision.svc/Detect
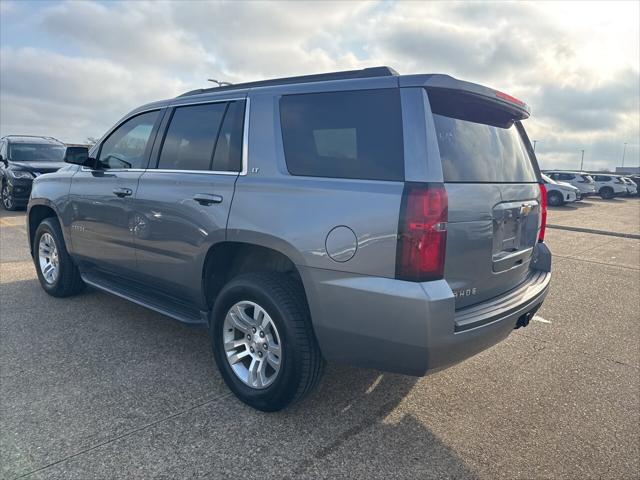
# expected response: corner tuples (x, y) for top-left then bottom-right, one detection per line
(538, 183), (547, 242)
(396, 183), (448, 282)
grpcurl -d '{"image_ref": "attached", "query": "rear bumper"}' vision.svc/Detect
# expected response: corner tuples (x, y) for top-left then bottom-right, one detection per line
(301, 243), (552, 376)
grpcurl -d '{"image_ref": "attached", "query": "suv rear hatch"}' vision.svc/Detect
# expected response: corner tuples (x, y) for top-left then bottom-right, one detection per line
(427, 88), (541, 309)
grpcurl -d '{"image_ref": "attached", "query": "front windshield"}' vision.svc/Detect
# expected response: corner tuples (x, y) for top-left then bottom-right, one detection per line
(9, 143), (65, 162)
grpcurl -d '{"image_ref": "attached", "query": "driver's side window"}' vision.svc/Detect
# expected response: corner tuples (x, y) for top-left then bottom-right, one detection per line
(98, 110), (159, 169)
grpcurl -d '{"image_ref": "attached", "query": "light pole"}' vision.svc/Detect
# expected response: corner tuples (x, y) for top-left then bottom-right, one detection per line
(622, 142), (627, 167)
(580, 149), (585, 171)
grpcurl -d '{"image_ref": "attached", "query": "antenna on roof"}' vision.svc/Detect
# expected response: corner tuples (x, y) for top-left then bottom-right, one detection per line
(207, 79), (233, 87)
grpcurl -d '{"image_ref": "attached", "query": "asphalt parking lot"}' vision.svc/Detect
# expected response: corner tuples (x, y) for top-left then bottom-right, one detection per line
(1, 197), (639, 480)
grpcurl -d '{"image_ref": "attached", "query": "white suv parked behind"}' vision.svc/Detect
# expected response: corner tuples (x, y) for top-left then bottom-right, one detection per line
(621, 177), (638, 196)
(545, 171), (597, 198)
(591, 174), (627, 199)
(541, 174), (578, 206)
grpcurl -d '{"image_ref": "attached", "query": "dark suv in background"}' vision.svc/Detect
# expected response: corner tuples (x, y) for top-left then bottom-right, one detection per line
(0, 135), (68, 210)
(27, 67), (552, 411)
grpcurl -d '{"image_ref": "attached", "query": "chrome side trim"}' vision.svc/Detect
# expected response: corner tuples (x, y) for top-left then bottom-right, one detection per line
(80, 168), (145, 173)
(241, 97), (250, 176)
(143, 169), (239, 176)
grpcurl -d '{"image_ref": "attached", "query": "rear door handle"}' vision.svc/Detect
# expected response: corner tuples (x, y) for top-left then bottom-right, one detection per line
(193, 193), (223, 205)
(113, 187), (133, 197)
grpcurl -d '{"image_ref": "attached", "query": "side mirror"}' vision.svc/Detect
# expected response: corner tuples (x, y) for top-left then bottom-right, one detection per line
(0, 154), (5, 167)
(64, 146), (97, 168)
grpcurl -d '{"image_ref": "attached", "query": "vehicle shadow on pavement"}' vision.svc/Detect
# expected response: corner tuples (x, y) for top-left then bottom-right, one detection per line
(0, 278), (478, 480)
(280, 367), (479, 479)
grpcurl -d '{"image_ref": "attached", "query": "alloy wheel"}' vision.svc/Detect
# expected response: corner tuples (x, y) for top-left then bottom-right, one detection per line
(2, 184), (13, 209)
(223, 300), (282, 389)
(38, 232), (59, 284)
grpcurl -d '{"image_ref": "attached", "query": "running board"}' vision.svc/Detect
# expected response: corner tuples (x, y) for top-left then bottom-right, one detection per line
(81, 272), (208, 326)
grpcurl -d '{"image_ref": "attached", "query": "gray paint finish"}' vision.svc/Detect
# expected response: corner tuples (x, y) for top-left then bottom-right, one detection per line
(132, 171), (237, 304)
(26, 68), (552, 377)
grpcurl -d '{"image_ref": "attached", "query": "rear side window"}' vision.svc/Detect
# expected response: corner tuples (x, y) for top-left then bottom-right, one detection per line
(211, 100), (245, 172)
(158, 103), (226, 171)
(594, 175), (611, 182)
(557, 173), (575, 181)
(280, 89), (404, 181)
(429, 90), (537, 183)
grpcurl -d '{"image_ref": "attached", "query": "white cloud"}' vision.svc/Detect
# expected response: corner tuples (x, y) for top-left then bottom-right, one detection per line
(0, 0), (638, 170)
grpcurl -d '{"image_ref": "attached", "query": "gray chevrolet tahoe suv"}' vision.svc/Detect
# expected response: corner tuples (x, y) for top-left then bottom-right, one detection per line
(27, 67), (552, 411)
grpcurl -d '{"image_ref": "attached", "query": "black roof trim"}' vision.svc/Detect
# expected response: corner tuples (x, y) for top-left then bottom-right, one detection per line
(178, 66), (399, 98)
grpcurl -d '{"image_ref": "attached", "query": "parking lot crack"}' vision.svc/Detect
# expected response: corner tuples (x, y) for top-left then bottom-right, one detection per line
(286, 399), (399, 478)
(553, 254), (640, 272)
(518, 332), (638, 370)
(13, 392), (233, 480)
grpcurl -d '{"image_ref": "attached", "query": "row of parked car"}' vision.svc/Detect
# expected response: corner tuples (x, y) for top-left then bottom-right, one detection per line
(1, 135), (638, 211)
(541, 170), (639, 206)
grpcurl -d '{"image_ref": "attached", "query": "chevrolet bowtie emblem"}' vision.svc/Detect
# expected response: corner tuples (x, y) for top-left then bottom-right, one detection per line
(520, 204), (533, 216)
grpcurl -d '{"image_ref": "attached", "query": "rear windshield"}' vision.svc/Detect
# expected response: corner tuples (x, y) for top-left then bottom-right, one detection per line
(9, 143), (65, 162)
(428, 90), (537, 183)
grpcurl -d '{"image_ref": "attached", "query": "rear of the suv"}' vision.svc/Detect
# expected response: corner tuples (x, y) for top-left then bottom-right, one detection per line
(27, 67), (551, 411)
(226, 73), (551, 380)
(621, 177), (638, 195)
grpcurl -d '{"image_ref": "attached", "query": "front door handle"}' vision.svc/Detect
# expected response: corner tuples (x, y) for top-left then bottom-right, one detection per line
(113, 187), (133, 197)
(193, 193), (223, 205)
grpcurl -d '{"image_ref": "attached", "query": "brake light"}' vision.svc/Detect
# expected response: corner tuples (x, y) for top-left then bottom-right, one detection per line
(496, 91), (526, 107)
(396, 183), (448, 281)
(538, 183), (547, 242)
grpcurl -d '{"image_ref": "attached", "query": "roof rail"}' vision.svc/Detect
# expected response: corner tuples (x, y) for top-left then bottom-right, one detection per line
(2, 134), (63, 143)
(178, 66), (399, 98)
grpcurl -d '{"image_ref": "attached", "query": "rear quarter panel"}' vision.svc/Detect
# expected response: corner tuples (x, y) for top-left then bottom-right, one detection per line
(227, 85), (404, 278)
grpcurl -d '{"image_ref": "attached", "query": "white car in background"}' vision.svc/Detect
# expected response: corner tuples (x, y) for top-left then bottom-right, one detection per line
(591, 174), (628, 199)
(544, 170), (597, 198)
(621, 177), (638, 196)
(541, 174), (579, 206)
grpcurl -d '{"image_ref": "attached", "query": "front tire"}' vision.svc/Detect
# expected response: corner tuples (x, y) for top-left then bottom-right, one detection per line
(33, 218), (85, 297)
(547, 191), (564, 207)
(211, 272), (324, 411)
(600, 187), (614, 199)
(1, 181), (19, 211)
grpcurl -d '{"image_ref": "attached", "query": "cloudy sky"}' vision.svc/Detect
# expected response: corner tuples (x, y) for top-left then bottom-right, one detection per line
(1, 0), (638, 171)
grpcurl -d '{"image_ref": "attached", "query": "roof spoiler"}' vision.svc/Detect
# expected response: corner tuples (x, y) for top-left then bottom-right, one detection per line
(400, 74), (531, 119)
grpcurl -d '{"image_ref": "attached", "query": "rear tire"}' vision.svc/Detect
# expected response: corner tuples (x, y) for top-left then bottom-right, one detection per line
(33, 218), (85, 297)
(547, 191), (564, 207)
(210, 272), (324, 411)
(600, 187), (614, 199)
